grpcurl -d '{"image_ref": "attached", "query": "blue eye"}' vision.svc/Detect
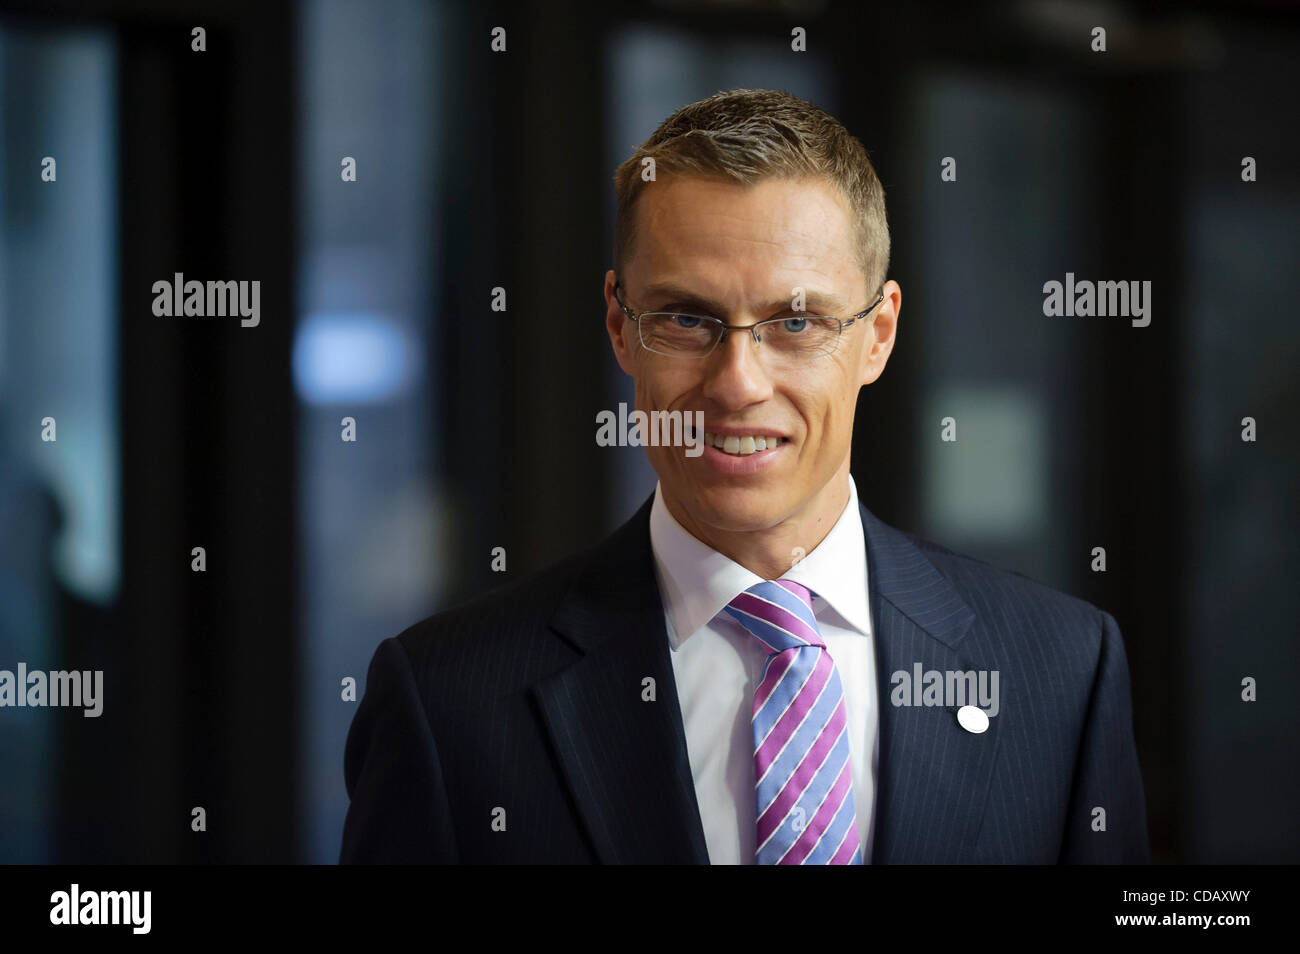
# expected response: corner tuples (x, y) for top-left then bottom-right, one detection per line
(783, 317), (808, 332)
(673, 314), (702, 329)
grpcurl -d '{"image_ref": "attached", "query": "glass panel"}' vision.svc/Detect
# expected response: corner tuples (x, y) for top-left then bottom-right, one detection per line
(295, 0), (443, 864)
(0, 22), (118, 863)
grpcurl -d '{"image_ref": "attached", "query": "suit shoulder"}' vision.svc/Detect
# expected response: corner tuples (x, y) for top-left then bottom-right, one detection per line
(900, 529), (1108, 636)
(388, 541), (595, 675)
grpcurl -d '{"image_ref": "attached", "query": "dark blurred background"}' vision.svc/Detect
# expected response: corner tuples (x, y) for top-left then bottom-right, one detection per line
(0, 0), (1296, 864)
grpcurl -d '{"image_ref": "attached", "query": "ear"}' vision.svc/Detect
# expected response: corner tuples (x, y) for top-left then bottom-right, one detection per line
(605, 270), (638, 376)
(858, 279), (900, 388)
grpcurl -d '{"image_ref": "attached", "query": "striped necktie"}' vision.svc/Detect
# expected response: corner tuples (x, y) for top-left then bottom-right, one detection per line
(724, 579), (863, 865)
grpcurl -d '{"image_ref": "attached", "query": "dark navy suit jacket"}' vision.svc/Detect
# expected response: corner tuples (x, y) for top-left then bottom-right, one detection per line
(339, 492), (1150, 863)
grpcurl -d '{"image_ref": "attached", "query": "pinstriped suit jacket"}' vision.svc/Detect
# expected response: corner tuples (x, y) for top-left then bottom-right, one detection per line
(339, 492), (1150, 863)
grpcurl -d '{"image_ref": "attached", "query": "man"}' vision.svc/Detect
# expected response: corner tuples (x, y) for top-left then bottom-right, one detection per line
(340, 88), (1149, 864)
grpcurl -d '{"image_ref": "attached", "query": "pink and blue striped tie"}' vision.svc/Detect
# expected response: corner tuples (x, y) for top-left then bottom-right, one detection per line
(725, 579), (862, 865)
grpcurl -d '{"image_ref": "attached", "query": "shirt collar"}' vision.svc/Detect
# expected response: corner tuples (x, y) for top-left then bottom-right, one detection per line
(649, 476), (873, 650)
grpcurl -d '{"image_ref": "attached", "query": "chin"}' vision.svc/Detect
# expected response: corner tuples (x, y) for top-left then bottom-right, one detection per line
(679, 483), (790, 533)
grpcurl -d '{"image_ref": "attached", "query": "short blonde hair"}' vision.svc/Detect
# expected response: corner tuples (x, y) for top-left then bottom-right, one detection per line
(612, 88), (890, 295)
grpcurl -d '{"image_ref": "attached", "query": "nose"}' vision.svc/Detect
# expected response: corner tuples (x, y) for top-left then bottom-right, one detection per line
(699, 323), (774, 409)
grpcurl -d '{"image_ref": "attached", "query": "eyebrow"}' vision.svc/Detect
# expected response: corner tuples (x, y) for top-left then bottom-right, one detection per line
(639, 281), (850, 316)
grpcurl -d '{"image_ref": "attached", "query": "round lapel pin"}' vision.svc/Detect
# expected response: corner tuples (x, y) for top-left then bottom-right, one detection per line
(957, 705), (989, 734)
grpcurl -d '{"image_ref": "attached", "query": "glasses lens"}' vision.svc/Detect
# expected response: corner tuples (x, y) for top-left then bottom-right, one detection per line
(761, 316), (842, 357)
(641, 313), (720, 356)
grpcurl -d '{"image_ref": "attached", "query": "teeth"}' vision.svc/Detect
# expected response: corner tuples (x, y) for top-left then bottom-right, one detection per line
(703, 432), (783, 456)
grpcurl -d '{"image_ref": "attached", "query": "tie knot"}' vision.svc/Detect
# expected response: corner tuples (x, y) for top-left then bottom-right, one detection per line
(724, 579), (824, 654)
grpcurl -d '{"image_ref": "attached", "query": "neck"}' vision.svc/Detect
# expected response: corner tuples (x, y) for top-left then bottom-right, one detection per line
(663, 462), (852, 580)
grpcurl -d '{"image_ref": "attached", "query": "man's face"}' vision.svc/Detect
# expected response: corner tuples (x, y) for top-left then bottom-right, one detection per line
(605, 174), (897, 538)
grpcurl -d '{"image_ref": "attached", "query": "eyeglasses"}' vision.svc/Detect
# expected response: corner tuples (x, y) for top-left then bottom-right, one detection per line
(612, 279), (884, 361)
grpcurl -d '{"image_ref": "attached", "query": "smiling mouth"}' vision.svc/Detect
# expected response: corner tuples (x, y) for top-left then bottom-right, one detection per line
(687, 425), (786, 457)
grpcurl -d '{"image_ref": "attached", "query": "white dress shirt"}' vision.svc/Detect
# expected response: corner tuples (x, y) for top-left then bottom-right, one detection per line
(649, 475), (879, 864)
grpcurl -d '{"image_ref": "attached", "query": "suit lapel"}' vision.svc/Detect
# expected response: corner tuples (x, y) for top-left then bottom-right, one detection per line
(859, 501), (1001, 863)
(532, 494), (710, 864)
(530, 491), (999, 865)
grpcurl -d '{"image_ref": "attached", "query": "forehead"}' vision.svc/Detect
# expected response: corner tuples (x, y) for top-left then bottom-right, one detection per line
(627, 175), (861, 294)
